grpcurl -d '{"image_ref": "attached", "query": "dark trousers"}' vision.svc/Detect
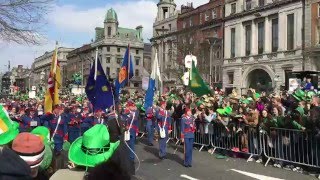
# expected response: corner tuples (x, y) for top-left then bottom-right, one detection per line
(184, 138), (194, 166)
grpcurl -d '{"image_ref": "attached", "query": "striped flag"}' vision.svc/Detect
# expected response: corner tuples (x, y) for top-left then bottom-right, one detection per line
(44, 42), (61, 113)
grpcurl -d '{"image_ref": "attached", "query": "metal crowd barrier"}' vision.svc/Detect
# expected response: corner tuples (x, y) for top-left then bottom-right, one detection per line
(262, 127), (320, 168)
(209, 122), (262, 161)
(193, 122), (211, 152)
(138, 113), (147, 138)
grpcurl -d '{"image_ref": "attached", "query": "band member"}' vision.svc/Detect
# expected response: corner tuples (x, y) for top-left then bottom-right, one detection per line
(123, 100), (139, 162)
(146, 106), (155, 146)
(43, 105), (68, 155)
(156, 101), (172, 159)
(93, 109), (107, 125)
(20, 108), (40, 132)
(68, 106), (81, 143)
(181, 108), (195, 167)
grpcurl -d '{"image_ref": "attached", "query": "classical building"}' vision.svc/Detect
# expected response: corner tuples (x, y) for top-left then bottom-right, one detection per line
(305, 0), (320, 70)
(1, 65), (32, 95)
(151, 0), (180, 87)
(223, 0), (305, 94)
(67, 8), (146, 88)
(32, 47), (74, 87)
(176, 0), (224, 86)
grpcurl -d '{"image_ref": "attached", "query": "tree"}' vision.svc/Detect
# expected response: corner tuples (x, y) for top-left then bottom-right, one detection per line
(0, 0), (53, 45)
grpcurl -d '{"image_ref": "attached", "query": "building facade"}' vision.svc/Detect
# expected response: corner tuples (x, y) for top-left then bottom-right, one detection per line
(305, 0), (320, 70)
(143, 43), (152, 73)
(67, 8), (146, 89)
(1, 65), (31, 95)
(223, 0), (304, 94)
(151, 0), (180, 87)
(176, 0), (224, 86)
(32, 47), (74, 87)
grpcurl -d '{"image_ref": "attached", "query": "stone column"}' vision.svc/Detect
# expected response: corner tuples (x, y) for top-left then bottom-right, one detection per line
(264, 16), (271, 53)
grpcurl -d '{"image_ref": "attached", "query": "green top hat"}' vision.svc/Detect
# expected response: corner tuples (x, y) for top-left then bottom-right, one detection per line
(292, 89), (306, 101)
(295, 107), (305, 116)
(0, 105), (19, 145)
(68, 124), (120, 167)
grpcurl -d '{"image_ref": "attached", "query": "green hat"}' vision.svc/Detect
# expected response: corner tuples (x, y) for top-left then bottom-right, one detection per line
(306, 91), (316, 101)
(0, 105), (19, 145)
(68, 124), (120, 167)
(216, 108), (225, 115)
(31, 126), (50, 144)
(295, 107), (304, 116)
(240, 99), (250, 105)
(40, 143), (53, 170)
(224, 106), (233, 115)
(196, 100), (204, 107)
(254, 93), (261, 99)
(292, 89), (306, 101)
(247, 97), (253, 102)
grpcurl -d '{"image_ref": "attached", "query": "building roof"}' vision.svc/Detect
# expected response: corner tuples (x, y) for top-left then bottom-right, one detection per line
(158, 0), (176, 6)
(105, 8), (118, 22)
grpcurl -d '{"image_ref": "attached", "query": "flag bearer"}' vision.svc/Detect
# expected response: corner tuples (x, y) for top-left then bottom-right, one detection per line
(146, 105), (156, 146)
(156, 101), (172, 159)
(43, 105), (68, 155)
(123, 100), (139, 162)
(181, 108), (196, 167)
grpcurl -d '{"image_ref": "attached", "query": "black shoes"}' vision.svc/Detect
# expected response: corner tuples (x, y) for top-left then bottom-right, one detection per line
(147, 143), (153, 146)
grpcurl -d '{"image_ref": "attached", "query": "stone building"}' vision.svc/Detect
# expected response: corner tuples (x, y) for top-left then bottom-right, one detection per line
(32, 47), (74, 87)
(223, 0), (305, 94)
(1, 65), (32, 95)
(151, 0), (180, 87)
(176, 0), (224, 86)
(67, 8), (146, 88)
(143, 43), (152, 73)
(305, 0), (320, 70)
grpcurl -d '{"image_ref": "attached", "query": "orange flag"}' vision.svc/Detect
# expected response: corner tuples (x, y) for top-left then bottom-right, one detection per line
(44, 42), (61, 113)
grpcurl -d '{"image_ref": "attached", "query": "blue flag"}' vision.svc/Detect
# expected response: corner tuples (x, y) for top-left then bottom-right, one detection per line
(115, 46), (134, 99)
(85, 58), (114, 111)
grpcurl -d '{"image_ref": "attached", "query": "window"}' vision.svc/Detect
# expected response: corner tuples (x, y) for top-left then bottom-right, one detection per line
(106, 67), (110, 76)
(287, 14), (294, 50)
(231, 3), (236, 14)
(212, 9), (217, 19)
(246, 0), (252, 10)
(136, 58), (140, 66)
(245, 25), (251, 56)
(189, 17), (193, 26)
(106, 57), (111, 63)
(135, 69), (139, 76)
(183, 21), (186, 28)
(107, 46), (110, 52)
(231, 28), (236, 58)
(228, 72), (234, 84)
(272, 18), (279, 52)
(117, 58), (121, 64)
(205, 13), (209, 21)
(189, 36), (193, 44)
(134, 83), (139, 87)
(258, 21), (265, 54)
(136, 50), (139, 54)
(107, 27), (111, 36)
(117, 48), (120, 53)
(259, 0), (265, 7)
(200, 13), (202, 24)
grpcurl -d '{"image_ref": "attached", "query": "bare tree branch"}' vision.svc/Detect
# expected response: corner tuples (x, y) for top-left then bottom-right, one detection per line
(0, 0), (54, 45)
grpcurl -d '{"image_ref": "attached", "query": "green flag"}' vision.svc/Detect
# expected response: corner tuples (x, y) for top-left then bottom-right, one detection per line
(188, 61), (211, 97)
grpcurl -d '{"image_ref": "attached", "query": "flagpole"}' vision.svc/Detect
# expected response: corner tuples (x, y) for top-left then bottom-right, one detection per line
(127, 44), (130, 88)
(94, 47), (98, 80)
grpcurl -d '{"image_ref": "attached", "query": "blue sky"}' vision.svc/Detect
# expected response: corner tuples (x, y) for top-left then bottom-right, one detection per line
(0, 0), (207, 72)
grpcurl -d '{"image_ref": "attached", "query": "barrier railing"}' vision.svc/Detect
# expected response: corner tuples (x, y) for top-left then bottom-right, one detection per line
(138, 113), (147, 138)
(262, 127), (320, 168)
(193, 122), (211, 152)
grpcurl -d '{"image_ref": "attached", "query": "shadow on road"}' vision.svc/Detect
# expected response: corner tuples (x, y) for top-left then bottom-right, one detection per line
(143, 145), (184, 166)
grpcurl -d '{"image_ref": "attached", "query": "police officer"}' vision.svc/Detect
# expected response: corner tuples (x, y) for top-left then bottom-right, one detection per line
(181, 107), (195, 167)
(123, 100), (139, 162)
(146, 106), (155, 146)
(156, 101), (172, 159)
(19, 108), (41, 132)
(43, 105), (68, 155)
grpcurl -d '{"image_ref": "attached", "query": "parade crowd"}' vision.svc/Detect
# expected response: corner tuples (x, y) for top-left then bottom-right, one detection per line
(0, 84), (320, 179)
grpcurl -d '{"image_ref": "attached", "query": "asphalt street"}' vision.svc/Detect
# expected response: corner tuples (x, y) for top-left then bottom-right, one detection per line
(135, 138), (316, 180)
(51, 137), (317, 180)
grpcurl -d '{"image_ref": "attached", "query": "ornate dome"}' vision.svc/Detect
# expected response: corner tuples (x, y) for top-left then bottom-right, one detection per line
(105, 8), (118, 22)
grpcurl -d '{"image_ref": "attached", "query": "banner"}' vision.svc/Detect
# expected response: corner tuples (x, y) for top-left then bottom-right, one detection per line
(142, 77), (149, 90)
